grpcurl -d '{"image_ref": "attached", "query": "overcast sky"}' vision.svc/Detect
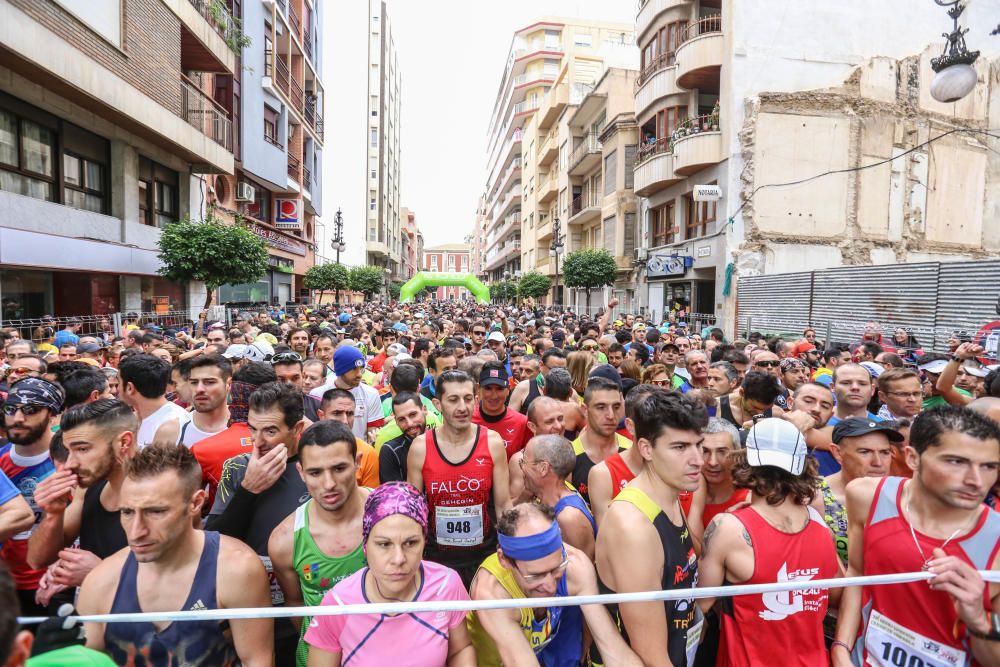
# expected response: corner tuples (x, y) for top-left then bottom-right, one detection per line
(319, 0), (636, 266)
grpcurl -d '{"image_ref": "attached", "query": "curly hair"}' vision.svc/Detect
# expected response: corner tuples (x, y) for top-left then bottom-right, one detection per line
(124, 441), (202, 499)
(729, 449), (820, 506)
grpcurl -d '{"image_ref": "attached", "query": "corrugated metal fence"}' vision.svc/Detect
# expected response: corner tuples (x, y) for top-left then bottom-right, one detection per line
(736, 259), (1000, 351)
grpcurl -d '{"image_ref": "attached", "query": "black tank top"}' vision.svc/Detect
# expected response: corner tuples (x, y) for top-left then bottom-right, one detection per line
(79, 480), (127, 558)
(719, 396), (772, 429)
(519, 378), (542, 415)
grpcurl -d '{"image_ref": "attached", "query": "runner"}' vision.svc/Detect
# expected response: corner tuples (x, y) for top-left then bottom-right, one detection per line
(407, 369), (511, 587)
(118, 353), (189, 448)
(698, 418), (840, 666)
(269, 421), (369, 667)
(316, 388), (380, 487)
(468, 503), (642, 667)
(472, 362), (530, 458)
(157, 355), (232, 448)
(310, 346), (384, 441)
(834, 406), (1000, 667)
(304, 481), (475, 666)
(571, 376), (629, 505)
(596, 389), (707, 667)
(507, 396), (569, 503)
(77, 442), (272, 665)
(695, 418), (749, 531)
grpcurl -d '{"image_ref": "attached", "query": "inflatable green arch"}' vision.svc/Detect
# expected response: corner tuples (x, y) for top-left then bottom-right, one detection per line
(399, 271), (490, 304)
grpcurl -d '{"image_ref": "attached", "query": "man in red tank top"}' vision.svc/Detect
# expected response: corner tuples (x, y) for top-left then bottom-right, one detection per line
(698, 418), (840, 666)
(472, 362), (530, 460)
(834, 406), (1000, 667)
(408, 369), (512, 588)
(695, 418), (749, 532)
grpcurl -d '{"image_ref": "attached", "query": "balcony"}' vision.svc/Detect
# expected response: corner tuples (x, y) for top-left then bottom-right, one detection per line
(636, 60), (684, 121)
(672, 114), (723, 176)
(179, 0), (239, 74)
(288, 3), (303, 40)
(538, 172), (557, 205)
(676, 15), (724, 90)
(484, 241), (521, 271)
(538, 131), (558, 167)
(538, 82), (568, 130)
(637, 0), (691, 41)
(568, 191), (602, 226)
(489, 213), (522, 250)
(303, 165), (312, 190)
(634, 141), (681, 196)
(497, 185), (523, 220)
(303, 32), (314, 61)
(568, 136), (602, 177)
(513, 72), (555, 89)
(287, 153), (301, 181)
(290, 77), (305, 112)
(180, 75), (233, 151)
(513, 99), (540, 117)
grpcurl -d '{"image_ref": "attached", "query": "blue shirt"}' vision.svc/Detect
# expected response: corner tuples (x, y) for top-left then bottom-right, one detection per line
(819, 413), (883, 475)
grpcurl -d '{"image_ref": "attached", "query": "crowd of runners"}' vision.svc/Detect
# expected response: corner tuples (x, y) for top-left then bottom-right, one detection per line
(0, 299), (997, 666)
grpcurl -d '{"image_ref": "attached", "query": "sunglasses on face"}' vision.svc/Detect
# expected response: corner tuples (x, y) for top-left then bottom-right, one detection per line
(650, 379), (670, 386)
(472, 330), (486, 336)
(582, 345), (598, 351)
(755, 361), (780, 368)
(2, 403), (45, 417)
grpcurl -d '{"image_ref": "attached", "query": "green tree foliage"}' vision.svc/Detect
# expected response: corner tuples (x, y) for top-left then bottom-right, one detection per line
(517, 271), (552, 301)
(491, 280), (519, 304)
(562, 248), (617, 310)
(303, 263), (349, 304)
(158, 215), (269, 309)
(388, 281), (404, 301)
(349, 265), (385, 300)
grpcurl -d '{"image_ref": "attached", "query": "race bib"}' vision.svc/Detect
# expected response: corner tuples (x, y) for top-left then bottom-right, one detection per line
(259, 555), (286, 606)
(435, 505), (484, 547)
(685, 611), (704, 667)
(864, 610), (965, 667)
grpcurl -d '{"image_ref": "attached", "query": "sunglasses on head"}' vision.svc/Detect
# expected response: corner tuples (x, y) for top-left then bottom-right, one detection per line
(270, 351), (302, 365)
(2, 403), (45, 417)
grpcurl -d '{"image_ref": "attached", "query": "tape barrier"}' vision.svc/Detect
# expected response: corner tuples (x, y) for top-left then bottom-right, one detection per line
(17, 570), (1000, 626)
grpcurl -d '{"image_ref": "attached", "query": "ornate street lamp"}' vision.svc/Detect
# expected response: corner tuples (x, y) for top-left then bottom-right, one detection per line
(929, 1), (980, 103)
(549, 218), (564, 307)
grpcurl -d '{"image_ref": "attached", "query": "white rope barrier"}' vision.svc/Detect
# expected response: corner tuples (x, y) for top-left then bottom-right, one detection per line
(18, 570), (1000, 626)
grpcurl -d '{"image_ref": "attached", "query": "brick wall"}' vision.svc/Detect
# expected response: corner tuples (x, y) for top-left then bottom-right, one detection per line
(10, 0), (183, 115)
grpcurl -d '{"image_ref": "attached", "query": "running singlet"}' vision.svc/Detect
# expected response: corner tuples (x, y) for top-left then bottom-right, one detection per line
(304, 561), (470, 667)
(818, 478), (848, 565)
(571, 433), (631, 505)
(702, 488), (750, 530)
(599, 487), (702, 667)
(293, 500), (367, 667)
(79, 480), (127, 559)
(423, 426), (496, 580)
(472, 405), (530, 459)
(467, 553), (584, 667)
(105, 531), (236, 667)
(554, 493), (596, 536)
(0, 445), (54, 589)
(605, 452), (636, 498)
(854, 476), (1000, 667)
(717, 506), (838, 666)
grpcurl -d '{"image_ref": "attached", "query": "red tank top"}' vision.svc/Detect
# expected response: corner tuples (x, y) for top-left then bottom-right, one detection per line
(703, 488), (750, 528)
(605, 452), (636, 498)
(718, 506), (838, 666)
(423, 426), (494, 552)
(857, 477), (1000, 667)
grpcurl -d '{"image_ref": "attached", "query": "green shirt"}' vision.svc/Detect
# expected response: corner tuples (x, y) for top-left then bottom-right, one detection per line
(922, 388), (972, 411)
(293, 499), (367, 667)
(375, 412), (441, 450)
(27, 646), (117, 667)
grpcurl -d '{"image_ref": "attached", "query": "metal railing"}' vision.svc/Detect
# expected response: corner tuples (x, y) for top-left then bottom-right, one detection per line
(570, 191), (600, 217)
(187, 0), (236, 45)
(303, 165), (312, 188)
(672, 113), (720, 142)
(303, 33), (313, 60)
(569, 82), (596, 104)
(682, 14), (722, 43)
(180, 75), (233, 150)
(287, 153), (301, 180)
(304, 96), (316, 125)
(636, 52), (676, 88)
(290, 77), (305, 111)
(513, 98), (540, 115)
(569, 135), (602, 170)
(314, 118), (324, 142)
(288, 3), (302, 37)
(275, 54), (291, 93)
(637, 136), (675, 163)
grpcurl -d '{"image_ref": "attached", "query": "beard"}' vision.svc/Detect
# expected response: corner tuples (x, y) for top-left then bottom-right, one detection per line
(7, 420), (50, 446)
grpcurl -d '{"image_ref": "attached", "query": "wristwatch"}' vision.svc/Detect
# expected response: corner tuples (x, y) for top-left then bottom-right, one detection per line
(967, 612), (1000, 641)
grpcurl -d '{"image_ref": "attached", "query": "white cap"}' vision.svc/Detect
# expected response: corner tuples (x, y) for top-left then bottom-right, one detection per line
(223, 343), (269, 362)
(745, 418), (807, 475)
(487, 331), (506, 343)
(918, 359), (949, 374)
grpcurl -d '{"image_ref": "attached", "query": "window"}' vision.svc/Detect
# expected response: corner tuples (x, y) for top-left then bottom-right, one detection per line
(685, 193), (717, 239)
(448, 255), (455, 271)
(650, 201), (676, 247)
(371, 95), (378, 117)
(63, 153), (104, 213)
(370, 128), (378, 148)
(559, 141), (568, 169)
(604, 150), (617, 196)
(431, 255), (438, 271)
(138, 157), (180, 228)
(574, 33), (592, 47)
(264, 105), (279, 145)
(0, 110), (56, 202)
(370, 156), (377, 179)
(603, 216), (616, 253)
(624, 145), (637, 189)
(370, 190), (376, 210)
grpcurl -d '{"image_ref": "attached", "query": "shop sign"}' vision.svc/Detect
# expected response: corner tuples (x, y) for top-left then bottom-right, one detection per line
(275, 199), (302, 230)
(647, 253), (693, 278)
(246, 222), (307, 256)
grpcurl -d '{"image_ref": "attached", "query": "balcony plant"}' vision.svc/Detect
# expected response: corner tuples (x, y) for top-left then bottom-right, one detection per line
(709, 100), (720, 131)
(207, 0), (252, 53)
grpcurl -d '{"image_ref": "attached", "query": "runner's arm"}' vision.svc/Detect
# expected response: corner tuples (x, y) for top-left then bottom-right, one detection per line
(469, 571), (541, 666)
(76, 549), (128, 652)
(220, 536), (275, 666)
(487, 432), (513, 514)
(587, 462), (613, 528)
(805, 425), (834, 453)
(406, 435), (427, 492)
(507, 380), (528, 414)
(936, 347), (976, 406)
(556, 508), (595, 562)
(268, 515), (304, 632)
(696, 514), (733, 613)
(445, 619), (476, 666)
(507, 451), (529, 505)
(0, 492), (33, 542)
(568, 554), (643, 667)
(204, 458), (255, 539)
(27, 487), (84, 569)
(833, 478), (878, 666)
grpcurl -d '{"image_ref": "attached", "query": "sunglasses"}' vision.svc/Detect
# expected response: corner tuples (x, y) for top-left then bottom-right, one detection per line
(472, 330), (486, 336)
(271, 351), (302, 365)
(2, 403), (46, 417)
(650, 379), (670, 386)
(755, 361), (780, 368)
(582, 346), (598, 351)
(7, 367), (39, 375)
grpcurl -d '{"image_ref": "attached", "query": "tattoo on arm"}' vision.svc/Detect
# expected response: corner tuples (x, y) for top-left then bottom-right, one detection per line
(702, 517), (720, 555)
(741, 527), (753, 548)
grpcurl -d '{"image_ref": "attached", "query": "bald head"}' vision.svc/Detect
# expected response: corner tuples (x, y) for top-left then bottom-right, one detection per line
(525, 434), (575, 478)
(969, 397), (1000, 427)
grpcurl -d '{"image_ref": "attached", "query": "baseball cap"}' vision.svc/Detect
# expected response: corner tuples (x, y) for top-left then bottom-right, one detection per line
(588, 364), (623, 390)
(387, 343), (409, 356)
(859, 361), (884, 379)
(333, 346), (367, 377)
(479, 364), (509, 388)
(392, 322), (409, 333)
(613, 319), (624, 326)
(918, 359), (949, 374)
(963, 363), (989, 378)
(339, 313), (351, 324)
(223, 343), (270, 362)
(832, 417), (904, 444)
(632, 322), (647, 331)
(486, 331), (506, 343)
(77, 341), (104, 354)
(745, 418), (807, 475)
(794, 341), (817, 355)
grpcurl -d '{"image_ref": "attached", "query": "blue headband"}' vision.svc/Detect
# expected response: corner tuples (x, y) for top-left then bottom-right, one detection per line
(497, 520), (563, 561)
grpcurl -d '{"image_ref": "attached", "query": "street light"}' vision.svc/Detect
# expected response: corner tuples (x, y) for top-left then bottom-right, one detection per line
(549, 217), (564, 307)
(332, 208), (346, 262)
(929, 1), (980, 103)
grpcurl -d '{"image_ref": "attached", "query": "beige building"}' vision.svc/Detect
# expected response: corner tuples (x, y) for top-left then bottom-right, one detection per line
(633, 0), (1000, 330)
(475, 18), (637, 290)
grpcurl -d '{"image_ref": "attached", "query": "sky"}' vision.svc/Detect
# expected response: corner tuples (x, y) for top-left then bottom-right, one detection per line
(319, 0), (636, 267)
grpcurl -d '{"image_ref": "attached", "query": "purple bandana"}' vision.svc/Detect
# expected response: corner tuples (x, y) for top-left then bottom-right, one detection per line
(362, 481), (428, 545)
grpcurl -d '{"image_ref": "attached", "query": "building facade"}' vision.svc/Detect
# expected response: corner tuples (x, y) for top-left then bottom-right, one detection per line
(215, 0), (323, 306)
(400, 207), (419, 280)
(366, 0), (404, 280)
(475, 18), (637, 290)
(423, 243), (471, 301)
(0, 0), (241, 318)
(632, 0), (1000, 330)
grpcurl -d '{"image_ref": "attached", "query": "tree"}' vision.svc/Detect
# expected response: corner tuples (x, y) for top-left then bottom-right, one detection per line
(491, 279), (518, 304)
(349, 265), (385, 300)
(562, 248), (617, 312)
(303, 263), (349, 304)
(388, 280), (404, 301)
(517, 271), (552, 302)
(158, 214), (269, 309)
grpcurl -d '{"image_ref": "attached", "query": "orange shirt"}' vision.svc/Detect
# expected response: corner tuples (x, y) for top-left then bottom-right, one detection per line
(192, 422), (253, 511)
(355, 438), (380, 489)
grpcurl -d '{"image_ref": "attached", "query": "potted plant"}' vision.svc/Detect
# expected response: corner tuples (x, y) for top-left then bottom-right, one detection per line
(709, 100), (720, 131)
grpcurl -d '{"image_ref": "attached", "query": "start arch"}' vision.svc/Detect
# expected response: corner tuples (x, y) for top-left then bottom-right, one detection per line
(398, 272), (490, 304)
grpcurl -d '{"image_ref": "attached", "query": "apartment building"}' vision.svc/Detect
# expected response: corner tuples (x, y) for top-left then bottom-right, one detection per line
(476, 18), (637, 289)
(366, 0), (403, 280)
(423, 243), (471, 301)
(633, 0), (1000, 329)
(213, 0), (324, 306)
(400, 207), (420, 281)
(0, 0), (239, 317)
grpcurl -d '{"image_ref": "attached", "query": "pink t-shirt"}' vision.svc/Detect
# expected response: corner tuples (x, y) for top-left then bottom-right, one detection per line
(304, 560), (469, 666)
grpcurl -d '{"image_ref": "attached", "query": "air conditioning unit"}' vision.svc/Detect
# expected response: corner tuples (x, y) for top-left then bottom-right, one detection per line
(634, 248), (648, 262)
(236, 182), (255, 202)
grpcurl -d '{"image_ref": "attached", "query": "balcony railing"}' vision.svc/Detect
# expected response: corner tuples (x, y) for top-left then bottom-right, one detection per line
(304, 33), (314, 60)
(275, 53), (290, 92)
(304, 97), (316, 125)
(303, 165), (312, 188)
(570, 191), (599, 217)
(288, 153), (301, 180)
(569, 82), (595, 104)
(187, 0), (238, 51)
(314, 119), (324, 142)
(638, 136), (674, 163)
(682, 14), (722, 43)
(290, 77), (305, 111)
(180, 75), (232, 150)
(569, 135), (602, 170)
(513, 99), (540, 115)
(636, 52), (676, 89)
(672, 112), (720, 141)
(513, 72), (554, 88)
(288, 3), (302, 38)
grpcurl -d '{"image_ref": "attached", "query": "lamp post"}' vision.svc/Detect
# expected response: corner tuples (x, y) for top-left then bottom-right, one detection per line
(331, 208), (347, 304)
(929, 1), (981, 103)
(549, 217), (564, 308)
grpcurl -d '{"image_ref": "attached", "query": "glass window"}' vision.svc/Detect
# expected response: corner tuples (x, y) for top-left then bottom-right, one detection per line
(0, 111), (16, 167)
(63, 154), (81, 186)
(21, 121), (53, 176)
(63, 153), (106, 214)
(138, 156), (179, 228)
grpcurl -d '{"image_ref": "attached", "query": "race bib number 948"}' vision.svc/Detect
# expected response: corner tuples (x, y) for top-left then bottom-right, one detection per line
(435, 505), (484, 547)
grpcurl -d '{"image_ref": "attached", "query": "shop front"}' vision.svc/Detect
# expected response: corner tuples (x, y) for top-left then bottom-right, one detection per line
(217, 219), (310, 306)
(644, 239), (722, 324)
